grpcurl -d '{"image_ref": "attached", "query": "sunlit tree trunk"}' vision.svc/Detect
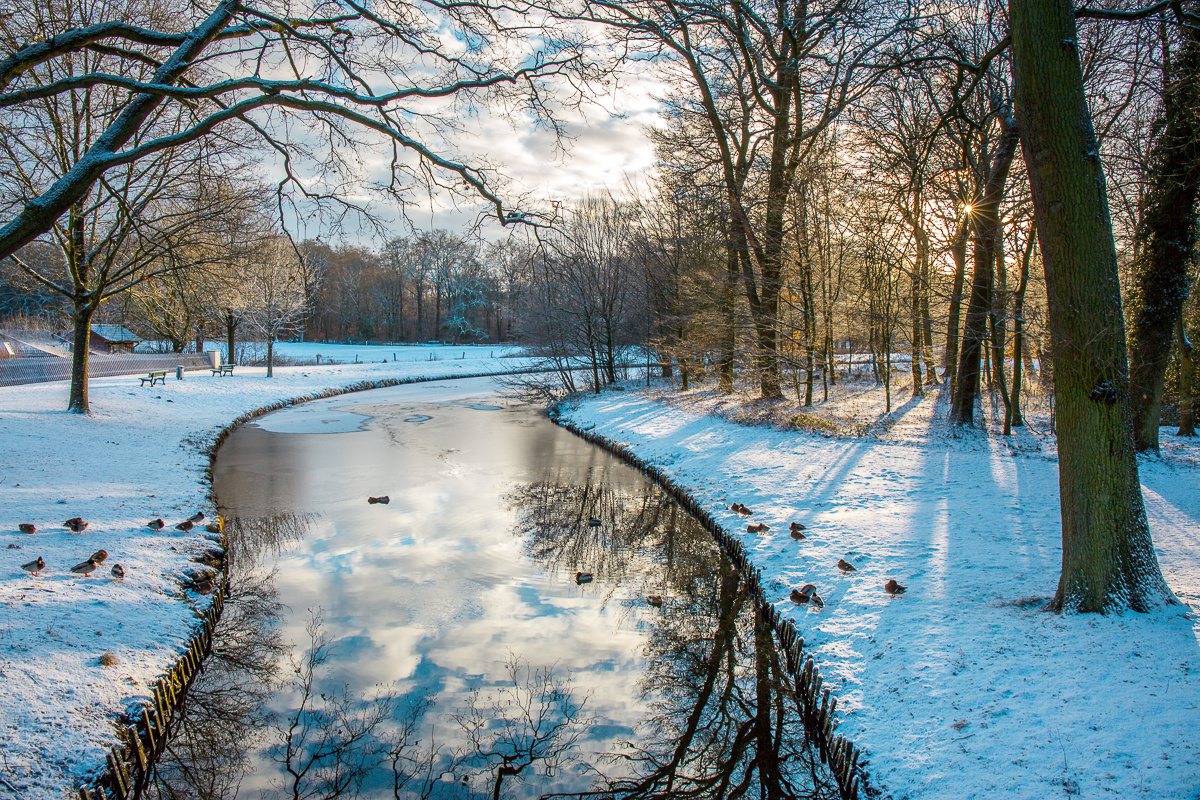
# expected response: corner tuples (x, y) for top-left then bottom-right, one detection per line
(1006, 228), (1036, 432)
(943, 216), (969, 386)
(951, 112), (1019, 426)
(1010, 0), (1174, 612)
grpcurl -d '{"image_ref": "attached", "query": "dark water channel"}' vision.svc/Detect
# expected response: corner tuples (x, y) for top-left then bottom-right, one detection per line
(159, 377), (837, 800)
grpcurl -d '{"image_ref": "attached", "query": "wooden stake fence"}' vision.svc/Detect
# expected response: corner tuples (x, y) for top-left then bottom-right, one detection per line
(554, 413), (868, 800)
(76, 571), (228, 800)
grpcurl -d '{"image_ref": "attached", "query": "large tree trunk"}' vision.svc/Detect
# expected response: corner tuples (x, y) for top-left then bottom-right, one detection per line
(225, 310), (238, 365)
(1127, 21), (1200, 451)
(68, 301), (98, 413)
(266, 339), (274, 378)
(1010, 0), (1174, 612)
(718, 229), (738, 393)
(951, 112), (1020, 425)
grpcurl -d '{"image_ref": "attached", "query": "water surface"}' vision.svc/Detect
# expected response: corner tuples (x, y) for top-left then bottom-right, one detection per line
(169, 377), (833, 799)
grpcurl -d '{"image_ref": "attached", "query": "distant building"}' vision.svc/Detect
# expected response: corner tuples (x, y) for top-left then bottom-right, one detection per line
(87, 325), (141, 354)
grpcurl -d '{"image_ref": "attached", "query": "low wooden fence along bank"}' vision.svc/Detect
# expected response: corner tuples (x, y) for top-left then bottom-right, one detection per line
(552, 410), (868, 800)
(76, 578), (227, 800)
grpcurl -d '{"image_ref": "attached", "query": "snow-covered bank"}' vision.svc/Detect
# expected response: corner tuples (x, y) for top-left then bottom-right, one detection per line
(555, 385), (1200, 800)
(0, 348), (536, 799)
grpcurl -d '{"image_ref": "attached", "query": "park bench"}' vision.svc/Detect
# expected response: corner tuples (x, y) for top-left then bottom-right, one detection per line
(211, 363), (235, 377)
(140, 370), (167, 386)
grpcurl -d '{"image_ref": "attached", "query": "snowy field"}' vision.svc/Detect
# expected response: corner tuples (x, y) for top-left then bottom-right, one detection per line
(0, 345), (536, 799)
(556, 377), (1200, 800)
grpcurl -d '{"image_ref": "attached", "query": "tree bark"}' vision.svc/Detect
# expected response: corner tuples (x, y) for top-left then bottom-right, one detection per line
(1007, 227), (1036, 431)
(1010, 0), (1174, 612)
(225, 310), (238, 365)
(1127, 20), (1200, 451)
(951, 111), (1019, 425)
(68, 302), (97, 413)
(718, 229), (738, 393)
(1179, 316), (1196, 436)
(943, 215), (969, 386)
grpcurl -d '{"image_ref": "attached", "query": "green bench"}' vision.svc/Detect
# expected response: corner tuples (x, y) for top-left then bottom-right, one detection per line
(140, 370), (167, 386)
(211, 363), (235, 376)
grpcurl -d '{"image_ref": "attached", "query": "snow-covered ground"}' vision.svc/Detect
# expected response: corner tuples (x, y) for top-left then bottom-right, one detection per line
(3, 348), (1198, 799)
(555, 376), (1200, 800)
(0, 345), (536, 799)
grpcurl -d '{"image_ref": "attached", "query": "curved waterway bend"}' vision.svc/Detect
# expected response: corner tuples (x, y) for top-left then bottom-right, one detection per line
(197, 376), (834, 799)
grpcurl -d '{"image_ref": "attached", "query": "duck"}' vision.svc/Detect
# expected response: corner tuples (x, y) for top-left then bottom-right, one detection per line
(110, 563), (125, 579)
(89, 549), (108, 564)
(18, 523), (35, 534)
(747, 523), (770, 533)
(789, 521), (806, 532)
(147, 518), (165, 531)
(64, 517), (88, 533)
(367, 496), (390, 505)
(730, 502), (744, 512)
(70, 558), (98, 576)
(885, 579), (907, 596)
(646, 594), (664, 607)
(187, 512), (205, 523)
(837, 558), (857, 573)
(790, 588), (810, 604)
(790, 529), (807, 540)
(798, 583), (824, 608)
(575, 572), (594, 584)
(175, 520), (194, 532)
(21, 556), (45, 575)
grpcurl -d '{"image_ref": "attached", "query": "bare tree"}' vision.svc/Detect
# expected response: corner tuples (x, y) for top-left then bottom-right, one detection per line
(0, 0), (250, 410)
(0, 0), (597, 266)
(1009, 0), (1174, 612)
(1126, 11), (1200, 451)
(242, 235), (310, 376)
(566, 0), (912, 399)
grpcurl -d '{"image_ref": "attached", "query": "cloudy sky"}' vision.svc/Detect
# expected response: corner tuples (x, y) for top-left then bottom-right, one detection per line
(282, 62), (668, 246)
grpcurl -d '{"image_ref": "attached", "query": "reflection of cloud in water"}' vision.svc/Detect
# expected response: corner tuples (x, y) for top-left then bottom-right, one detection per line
(205, 383), (837, 798)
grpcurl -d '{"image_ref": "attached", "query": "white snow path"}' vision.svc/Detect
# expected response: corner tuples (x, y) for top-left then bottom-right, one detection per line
(559, 389), (1200, 800)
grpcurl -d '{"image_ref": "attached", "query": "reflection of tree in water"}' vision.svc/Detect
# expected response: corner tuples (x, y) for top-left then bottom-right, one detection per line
(147, 512), (593, 800)
(513, 480), (840, 800)
(508, 481), (714, 591)
(151, 498), (838, 799)
(600, 564), (839, 800)
(267, 617), (594, 800)
(222, 512), (317, 563)
(145, 569), (287, 799)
